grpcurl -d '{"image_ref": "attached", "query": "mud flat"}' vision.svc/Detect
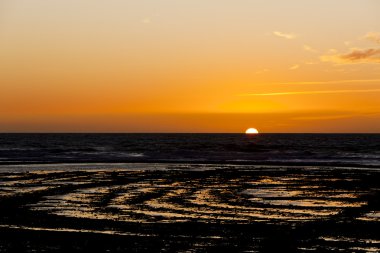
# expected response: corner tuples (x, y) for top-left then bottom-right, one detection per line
(0, 164), (379, 252)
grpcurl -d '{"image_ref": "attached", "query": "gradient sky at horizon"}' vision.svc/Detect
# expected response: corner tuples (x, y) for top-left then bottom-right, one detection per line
(1, 0), (380, 132)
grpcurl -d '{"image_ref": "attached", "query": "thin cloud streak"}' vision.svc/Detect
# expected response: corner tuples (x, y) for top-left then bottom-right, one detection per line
(241, 89), (380, 96)
(272, 31), (296, 40)
(277, 79), (380, 85)
(303, 45), (317, 53)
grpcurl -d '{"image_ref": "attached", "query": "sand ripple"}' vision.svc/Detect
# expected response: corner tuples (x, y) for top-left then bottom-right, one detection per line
(0, 165), (379, 252)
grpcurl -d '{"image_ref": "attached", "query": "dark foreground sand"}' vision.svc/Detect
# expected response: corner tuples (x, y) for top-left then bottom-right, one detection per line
(0, 164), (379, 252)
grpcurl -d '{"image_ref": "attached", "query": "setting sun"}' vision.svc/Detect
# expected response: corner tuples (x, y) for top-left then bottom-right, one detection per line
(0, 1), (378, 252)
(245, 128), (259, 134)
(0, 1), (379, 133)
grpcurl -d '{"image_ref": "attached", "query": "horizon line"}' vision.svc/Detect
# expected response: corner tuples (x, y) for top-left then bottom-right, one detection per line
(0, 132), (379, 134)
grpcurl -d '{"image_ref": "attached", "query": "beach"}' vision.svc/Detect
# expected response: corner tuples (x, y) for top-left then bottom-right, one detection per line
(0, 163), (379, 252)
(2, 1), (379, 251)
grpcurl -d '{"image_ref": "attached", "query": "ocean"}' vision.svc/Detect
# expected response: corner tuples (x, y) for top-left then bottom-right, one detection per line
(0, 134), (379, 252)
(0, 133), (379, 167)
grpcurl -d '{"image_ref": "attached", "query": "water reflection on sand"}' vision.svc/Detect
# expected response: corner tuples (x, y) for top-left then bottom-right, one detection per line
(24, 170), (366, 223)
(0, 164), (379, 252)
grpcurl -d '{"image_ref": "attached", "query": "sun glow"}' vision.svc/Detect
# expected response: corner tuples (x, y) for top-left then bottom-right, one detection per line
(245, 128), (259, 134)
(0, 1), (379, 133)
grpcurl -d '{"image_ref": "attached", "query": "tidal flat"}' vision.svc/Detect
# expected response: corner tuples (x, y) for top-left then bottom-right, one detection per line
(0, 164), (379, 252)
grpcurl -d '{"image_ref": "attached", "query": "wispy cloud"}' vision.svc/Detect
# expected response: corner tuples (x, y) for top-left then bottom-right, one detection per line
(292, 114), (356, 121)
(277, 78), (380, 85)
(241, 89), (380, 96)
(303, 45), (317, 53)
(289, 64), (300, 70)
(321, 32), (380, 64)
(304, 61), (318, 65)
(364, 32), (380, 44)
(340, 48), (380, 62)
(321, 48), (380, 64)
(344, 41), (351, 46)
(272, 31), (296, 40)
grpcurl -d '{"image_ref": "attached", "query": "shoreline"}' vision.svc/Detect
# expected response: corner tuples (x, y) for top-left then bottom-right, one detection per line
(0, 161), (379, 171)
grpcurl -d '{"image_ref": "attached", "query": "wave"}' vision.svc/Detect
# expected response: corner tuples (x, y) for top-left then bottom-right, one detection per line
(0, 134), (379, 167)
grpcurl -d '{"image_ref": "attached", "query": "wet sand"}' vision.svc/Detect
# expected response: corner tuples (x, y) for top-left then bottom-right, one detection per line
(0, 164), (379, 252)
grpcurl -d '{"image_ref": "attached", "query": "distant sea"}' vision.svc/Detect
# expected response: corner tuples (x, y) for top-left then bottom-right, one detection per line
(0, 133), (379, 167)
(1, 133), (380, 252)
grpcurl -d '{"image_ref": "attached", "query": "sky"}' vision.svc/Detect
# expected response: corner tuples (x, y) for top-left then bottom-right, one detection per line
(1, 0), (380, 133)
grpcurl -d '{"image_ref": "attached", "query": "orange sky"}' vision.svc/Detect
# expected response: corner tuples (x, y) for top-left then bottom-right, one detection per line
(1, 0), (380, 132)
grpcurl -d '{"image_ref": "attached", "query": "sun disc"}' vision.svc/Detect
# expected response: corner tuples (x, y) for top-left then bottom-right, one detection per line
(245, 128), (259, 134)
